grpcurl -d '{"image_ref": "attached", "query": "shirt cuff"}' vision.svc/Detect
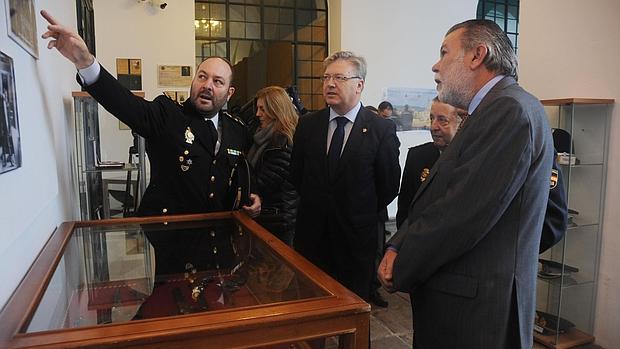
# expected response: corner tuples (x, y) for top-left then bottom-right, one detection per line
(77, 60), (101, 86)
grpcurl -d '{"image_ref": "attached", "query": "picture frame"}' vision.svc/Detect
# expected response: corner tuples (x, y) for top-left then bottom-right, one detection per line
(0, 51), (22, 174)
(4, 0), (39, 59)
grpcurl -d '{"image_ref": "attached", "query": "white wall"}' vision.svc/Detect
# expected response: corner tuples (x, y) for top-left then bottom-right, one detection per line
(334, 0), (477, 107)
(93, 0), (195, 166)
(0, 0), (79, 307)
(519, 0), (620, 346)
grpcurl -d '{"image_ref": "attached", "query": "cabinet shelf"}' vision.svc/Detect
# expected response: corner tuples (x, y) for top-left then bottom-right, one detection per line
(535, 98), (613, 348)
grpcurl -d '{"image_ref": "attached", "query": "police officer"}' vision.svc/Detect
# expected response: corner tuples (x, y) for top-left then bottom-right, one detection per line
(41, 10), (261, 217)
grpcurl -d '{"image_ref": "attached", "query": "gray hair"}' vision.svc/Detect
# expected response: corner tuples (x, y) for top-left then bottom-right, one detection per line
(447, 19), (518, 80)
(323, 51), (367, 80)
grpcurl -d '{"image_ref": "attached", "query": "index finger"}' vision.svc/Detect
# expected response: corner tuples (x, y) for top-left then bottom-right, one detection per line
(40, 10), (58, 25)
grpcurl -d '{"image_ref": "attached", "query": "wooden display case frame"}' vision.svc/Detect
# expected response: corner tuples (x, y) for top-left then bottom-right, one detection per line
(0, 211), (370, 349)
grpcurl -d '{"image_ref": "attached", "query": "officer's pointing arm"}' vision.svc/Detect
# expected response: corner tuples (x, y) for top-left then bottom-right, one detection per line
(41, 10), (94, 70)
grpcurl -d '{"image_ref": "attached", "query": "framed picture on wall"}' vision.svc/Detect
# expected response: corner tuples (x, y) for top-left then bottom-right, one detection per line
(4, 0), (39, 59)
(0, 51), (22, 174)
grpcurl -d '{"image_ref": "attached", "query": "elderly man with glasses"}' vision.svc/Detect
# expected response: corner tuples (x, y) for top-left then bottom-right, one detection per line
(290, 51), (400, 301)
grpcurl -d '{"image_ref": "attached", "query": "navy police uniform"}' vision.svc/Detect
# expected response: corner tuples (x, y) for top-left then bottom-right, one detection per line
(396, 141), (568, 251)
(81, 67), (252, 217)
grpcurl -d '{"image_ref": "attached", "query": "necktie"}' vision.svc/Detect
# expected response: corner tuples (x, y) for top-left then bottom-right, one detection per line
(206, 118), (218, 155)
(327, 117), (348, 176)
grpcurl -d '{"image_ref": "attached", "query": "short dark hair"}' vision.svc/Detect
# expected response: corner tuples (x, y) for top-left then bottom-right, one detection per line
(378, 101), (393, 111)
(447, 19), (518, 79)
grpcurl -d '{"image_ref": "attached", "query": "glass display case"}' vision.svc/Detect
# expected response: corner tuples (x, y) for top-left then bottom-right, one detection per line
(535, 98), (614, 349)
(72, 91), (147, 220)
(0, 211), (370, 349)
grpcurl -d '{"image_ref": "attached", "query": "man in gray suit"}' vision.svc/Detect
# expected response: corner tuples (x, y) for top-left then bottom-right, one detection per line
(378, 20), (553, 348)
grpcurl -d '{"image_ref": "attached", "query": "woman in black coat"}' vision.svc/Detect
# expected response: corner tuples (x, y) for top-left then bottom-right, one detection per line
(247, 86), (299, 246)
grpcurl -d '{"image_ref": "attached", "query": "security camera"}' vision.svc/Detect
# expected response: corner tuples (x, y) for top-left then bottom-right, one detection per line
(160, 2), (167, 9)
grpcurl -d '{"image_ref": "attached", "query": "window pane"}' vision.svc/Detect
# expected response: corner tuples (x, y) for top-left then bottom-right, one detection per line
(212, 4), (226, 20)
(313, 11), (326, 27)
(312, 78), (322, 94)
(297, 45), (312, 60)
(496, 4), (505, 18)
(507, 19), (517, 33)
(279, 25), (293, 40)
(230, 5), (244, 21)
(280, 8), (294, 25)
(311, 61), (323, 76)
(312, 26), (325, 43)
(297, 26), (311, 41)
(311, 45), (325, 61)
(246, 6), (260, 22)
(508, 5), (519, 19)
(298, 78), (312, 94)
(230, 22), (245, 38)
(246, 23), (261, 39)
(298, 0), (312, 9)
(314, 0), (327, 10)
(264, 7), (279, 23)
(265, 24), (278, 40)
(297, 61), (312, 76)
(297, 10), (312, 26)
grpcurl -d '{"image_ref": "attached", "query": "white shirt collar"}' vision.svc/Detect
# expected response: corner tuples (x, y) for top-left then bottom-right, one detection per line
(329, 102), (362, 123)
(205, 112), (219, 129)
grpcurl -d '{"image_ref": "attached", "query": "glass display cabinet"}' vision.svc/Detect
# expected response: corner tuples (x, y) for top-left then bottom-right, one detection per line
(72, 91), (147, 220)
(0, 211), (370, 348)
(535, 98), (614, 349)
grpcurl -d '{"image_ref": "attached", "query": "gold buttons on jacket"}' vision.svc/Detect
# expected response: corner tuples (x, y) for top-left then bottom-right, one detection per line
(209, 193), (214, 198)
(162, 208), (168, 213)
(211, 176), (215, 182)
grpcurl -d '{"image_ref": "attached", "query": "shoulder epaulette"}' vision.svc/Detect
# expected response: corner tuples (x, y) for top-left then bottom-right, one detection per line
(223, 111), (246, 126)
(162, 93), (183, 108)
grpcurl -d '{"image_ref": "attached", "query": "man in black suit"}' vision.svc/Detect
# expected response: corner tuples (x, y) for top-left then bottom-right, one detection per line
(41, 10), (260, 217)
(396, 98), (463, 228)
(290, 51), (400, 300)
(379, 20), (554, 348)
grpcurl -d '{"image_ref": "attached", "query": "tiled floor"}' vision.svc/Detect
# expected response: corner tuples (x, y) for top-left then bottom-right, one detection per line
(366, 289), (604, 349)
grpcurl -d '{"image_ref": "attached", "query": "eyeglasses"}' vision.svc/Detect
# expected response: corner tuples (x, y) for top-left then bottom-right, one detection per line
(320, 74), (362, 83)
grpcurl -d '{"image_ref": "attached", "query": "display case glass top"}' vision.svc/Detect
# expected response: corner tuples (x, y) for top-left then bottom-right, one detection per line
(1, 212), (369, 349)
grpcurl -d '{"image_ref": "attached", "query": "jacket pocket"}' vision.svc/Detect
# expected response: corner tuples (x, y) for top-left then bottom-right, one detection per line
(425, 271), (478, 298)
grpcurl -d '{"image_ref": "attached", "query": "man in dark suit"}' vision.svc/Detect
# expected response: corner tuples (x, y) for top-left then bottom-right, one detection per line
(396, 98), (463, 228)
(379, 20), (554, 348)
(41, 10), (260, 217)
(290, 51), (400, 300)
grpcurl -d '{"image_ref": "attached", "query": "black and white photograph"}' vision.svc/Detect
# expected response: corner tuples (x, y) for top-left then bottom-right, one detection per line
(0, 51), (21, 174)
(4, 0), (38, 58)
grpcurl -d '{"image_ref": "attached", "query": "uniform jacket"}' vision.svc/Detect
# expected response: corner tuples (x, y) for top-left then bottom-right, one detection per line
(253, 133), (298, 246)
(396, 142), (440, 229)
(390, 77), (553, 349)
(82, 67), (251, 216)
(290, 106), (400, 298)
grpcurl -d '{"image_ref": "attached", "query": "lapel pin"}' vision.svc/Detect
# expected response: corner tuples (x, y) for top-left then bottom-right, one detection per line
(362, 128), (368, 133)
(181, 164), (190, 172)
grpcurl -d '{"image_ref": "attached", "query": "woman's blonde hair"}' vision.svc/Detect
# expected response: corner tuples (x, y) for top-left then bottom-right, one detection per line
(255, 86), (299, 144)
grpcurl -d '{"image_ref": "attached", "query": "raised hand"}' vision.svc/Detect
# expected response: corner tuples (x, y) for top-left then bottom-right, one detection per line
(40, 10), (94, 69)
